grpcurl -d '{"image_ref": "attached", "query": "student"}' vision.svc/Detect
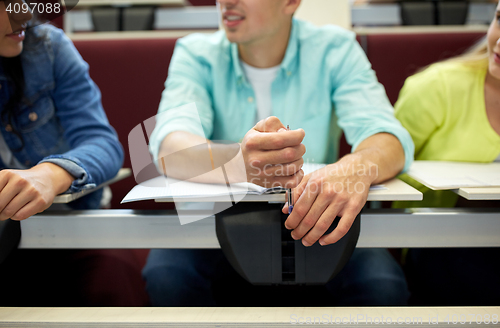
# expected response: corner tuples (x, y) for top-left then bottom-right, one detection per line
(144, 0), (414, 306)
(393, 2), (500, 305)
(0, 1), (147, 306)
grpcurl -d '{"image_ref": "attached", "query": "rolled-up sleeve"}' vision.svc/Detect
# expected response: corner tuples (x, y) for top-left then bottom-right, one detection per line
(149, 37), (215, 163)
(330, 32), (414, 172)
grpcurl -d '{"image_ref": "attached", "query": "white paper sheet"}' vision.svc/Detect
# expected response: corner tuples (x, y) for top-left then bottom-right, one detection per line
(408, 161), (500, 190)
(121, 163), (388, 203)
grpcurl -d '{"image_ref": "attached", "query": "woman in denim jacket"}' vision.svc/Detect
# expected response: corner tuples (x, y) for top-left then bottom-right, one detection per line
(0, 2), (148, 306)
(0, 5), (123, 212)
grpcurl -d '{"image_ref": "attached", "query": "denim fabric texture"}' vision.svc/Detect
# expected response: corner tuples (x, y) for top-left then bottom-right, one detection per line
(143, 248), (410, 306)
(0, 24), (123, 209)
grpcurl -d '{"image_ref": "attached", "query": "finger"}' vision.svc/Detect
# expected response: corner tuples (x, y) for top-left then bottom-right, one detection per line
(0, 190), (32, 221)
(247, 145), (305, 171)
(301, 202), (343, 247)
(290, 193), (332, 243)
(254, 116), (285, 133)
(245, 130), (305, 151)
(0, 181), (23, 220)
(282, 173), (311, 215)
(10, 198), (48, 221)
(0, 172), (10, 193)
(285, 178), (320, 231)
(262, 158), (303, 177)
(318, 207), (359, 245)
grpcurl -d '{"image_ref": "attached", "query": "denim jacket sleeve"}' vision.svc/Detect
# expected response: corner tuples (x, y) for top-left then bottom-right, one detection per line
(37, 26), (124, 192)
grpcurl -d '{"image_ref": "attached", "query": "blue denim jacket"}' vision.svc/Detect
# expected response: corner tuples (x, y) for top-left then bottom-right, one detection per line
(0, 24), (124, 209)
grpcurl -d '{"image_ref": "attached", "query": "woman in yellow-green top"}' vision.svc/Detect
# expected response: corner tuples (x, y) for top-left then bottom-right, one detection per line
(393, 2), (500, 306)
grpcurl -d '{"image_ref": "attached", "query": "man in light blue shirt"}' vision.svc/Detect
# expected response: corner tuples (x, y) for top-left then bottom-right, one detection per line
(144, 0), (413, 306)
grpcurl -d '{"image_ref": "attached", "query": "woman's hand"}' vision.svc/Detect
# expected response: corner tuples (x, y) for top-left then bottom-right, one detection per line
(0, 163), (74, 221)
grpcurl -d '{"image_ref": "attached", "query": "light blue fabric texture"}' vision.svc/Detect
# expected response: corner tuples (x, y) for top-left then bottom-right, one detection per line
(149, 18), (414, 171)
(0, 24), (123, 208)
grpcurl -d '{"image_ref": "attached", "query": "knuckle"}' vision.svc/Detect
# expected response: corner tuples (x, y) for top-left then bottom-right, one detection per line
(3, 208), (15, 219)
(36, 198), (50, 209)
(274, 137), (285, 149)
(335, 224), (350, 237)
(294, 206), (308, 219)
(336, 194), (349, 204)
(302, 217), (316, 228)
(299, 144), (306, 156)
(285, 178), (299, 189)
(324, 188), (337, 198)
(283, 148), (295, 162)
(316, 221), (330, 232)
(267, 116), (279, 124)
(245, 136), (258, 150)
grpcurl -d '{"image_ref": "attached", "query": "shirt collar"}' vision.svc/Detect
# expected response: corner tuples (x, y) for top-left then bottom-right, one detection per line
(231, 18), (299, 83)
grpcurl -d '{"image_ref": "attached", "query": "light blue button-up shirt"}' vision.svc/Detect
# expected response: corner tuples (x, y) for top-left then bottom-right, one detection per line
(150, 19), (414, 171)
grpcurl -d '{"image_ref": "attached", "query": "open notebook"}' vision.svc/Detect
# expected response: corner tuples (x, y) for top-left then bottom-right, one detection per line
(122, 163), (386, 203)
(408, 161), (500, 190)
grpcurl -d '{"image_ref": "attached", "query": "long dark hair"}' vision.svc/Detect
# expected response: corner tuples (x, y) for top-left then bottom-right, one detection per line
(1, 14), (45, 151)
(1, 55), (25, 151)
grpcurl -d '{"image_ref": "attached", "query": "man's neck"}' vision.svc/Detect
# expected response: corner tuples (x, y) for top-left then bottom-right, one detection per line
(238, 20), (292, 69)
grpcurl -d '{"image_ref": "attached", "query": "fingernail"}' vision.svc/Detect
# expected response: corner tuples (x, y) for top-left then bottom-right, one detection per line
(319, 240), (326, 246)
(291, 233), (299, 240)
(278, 128), (287, 132)
(302, 240), (311, 247)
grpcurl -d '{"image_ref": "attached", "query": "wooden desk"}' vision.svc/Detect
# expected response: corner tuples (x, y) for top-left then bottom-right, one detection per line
(0, 306), (498, 327)
(455, 187), (500, 200)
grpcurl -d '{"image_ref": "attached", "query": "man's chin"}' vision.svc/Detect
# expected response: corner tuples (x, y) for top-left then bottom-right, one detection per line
(224, 30), (248, 44)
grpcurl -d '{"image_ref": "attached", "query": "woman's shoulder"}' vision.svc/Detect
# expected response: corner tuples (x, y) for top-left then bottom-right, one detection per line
(24, 23), (70, 55)
(410, 61), (483, 87)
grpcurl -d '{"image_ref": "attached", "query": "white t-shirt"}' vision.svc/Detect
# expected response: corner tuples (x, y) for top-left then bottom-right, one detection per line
(241, 62), (280, 123)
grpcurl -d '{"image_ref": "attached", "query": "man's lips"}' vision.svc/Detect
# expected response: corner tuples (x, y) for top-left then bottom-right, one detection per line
(223, 10), (245, 28)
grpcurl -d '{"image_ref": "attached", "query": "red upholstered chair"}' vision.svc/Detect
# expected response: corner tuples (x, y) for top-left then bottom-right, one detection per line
(188, 0), (216, 5)
(71, 38), (183, 306)
(74, 38), (179, 210)
(364, 32), (486, 105)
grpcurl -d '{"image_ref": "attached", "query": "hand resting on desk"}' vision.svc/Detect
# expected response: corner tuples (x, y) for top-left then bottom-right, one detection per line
(158, 116), (305, 188)
(283, 132), (406, 247)
(0, 163), (73, 221)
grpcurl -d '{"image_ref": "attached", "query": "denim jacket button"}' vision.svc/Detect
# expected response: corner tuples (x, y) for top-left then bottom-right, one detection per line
(25, 160), (30, 167)
(5, 125), (12, 132)
(29, 112), (38, 122)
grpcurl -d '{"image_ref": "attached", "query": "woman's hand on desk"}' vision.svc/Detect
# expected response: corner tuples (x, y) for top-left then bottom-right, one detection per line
(0, 163), (73, 221)
(241, 116), (306, 188)
(282, 154), (376, 247)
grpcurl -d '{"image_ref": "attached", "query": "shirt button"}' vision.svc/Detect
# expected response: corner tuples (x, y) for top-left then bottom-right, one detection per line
(287, 71), (292, 77)
(29, 112), (38, 122)
(247, 96), (254, 103)
(5, 124), (12, 132)
(25, 160), (31, 167)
